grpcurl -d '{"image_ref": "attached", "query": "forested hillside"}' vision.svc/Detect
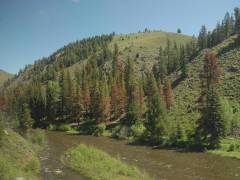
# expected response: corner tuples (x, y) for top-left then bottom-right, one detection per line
(1, 6), (240, 151)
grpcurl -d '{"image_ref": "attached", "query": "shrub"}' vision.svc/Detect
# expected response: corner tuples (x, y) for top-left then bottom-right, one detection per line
(57, 124), (72, 132)
(93, 124), (106, 136)
(111, 125), (130, 139)
(47, 124), (57, 131)
(130, 122), (146, 140)
(48, 124), (72, 132)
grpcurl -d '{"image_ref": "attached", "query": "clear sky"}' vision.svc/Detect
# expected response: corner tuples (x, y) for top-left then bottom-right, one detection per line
(0, 0), (239, 74)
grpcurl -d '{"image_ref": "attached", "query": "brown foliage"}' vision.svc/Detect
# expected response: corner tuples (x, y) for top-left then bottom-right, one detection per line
(164, 80), (174, 109)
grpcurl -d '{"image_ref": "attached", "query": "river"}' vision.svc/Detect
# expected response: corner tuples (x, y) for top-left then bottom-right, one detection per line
(40, 131), (240, 180)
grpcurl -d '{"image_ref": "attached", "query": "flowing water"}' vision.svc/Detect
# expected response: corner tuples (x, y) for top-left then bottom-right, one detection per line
(40, 131), (240, 180)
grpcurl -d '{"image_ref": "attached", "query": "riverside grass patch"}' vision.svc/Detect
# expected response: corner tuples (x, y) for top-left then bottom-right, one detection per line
(62, 144), (151, 180)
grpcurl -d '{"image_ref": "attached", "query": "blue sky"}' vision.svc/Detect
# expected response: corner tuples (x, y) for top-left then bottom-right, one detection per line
(0, 0), (239, 74)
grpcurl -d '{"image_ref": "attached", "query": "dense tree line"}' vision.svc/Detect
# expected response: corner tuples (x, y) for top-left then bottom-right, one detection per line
(153, 38), (198, 80)
(198, 7), (240, 50)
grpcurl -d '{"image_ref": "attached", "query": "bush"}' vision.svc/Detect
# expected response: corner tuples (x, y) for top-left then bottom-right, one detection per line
(130, 122), (146, 140)
(111, 125), (130, 139)
(47, 124), (57, 131)
(48, 124), (72, 132)
(57, 124), (72, 131)
(93, 124), (106, 136)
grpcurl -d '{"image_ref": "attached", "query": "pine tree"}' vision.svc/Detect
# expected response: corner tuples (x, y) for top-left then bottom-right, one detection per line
(165, 39), (172, 74)
(234, 7), (240, 34)
(223, 12), (234, 38)
(28, 80), (46, 127)
(59, 70), (67, 122)
(198, 25), (208, 50)
(153, 47), (167, 84)
(46, 80), (60, 125)
(71, 84), (84, 125)
(110, 49), (126, 120)
(145, 73), (166, 143)
(197, 51), (224, 149)
(124, 58), (141, 126)
(164, 79), (174, 110)
(179, 45), (187, 78)
(19, 103), (33, 133)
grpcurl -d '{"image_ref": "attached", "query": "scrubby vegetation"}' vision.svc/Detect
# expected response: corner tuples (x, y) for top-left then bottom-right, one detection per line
(0, 111), (45, 179)
(208, 138), (240, 159)
(62, 144), (151, 180)
(0, 129), (41, 179)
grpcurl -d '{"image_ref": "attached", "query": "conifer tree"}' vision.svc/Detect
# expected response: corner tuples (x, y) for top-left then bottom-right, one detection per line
(198, 25), (208, 50)
(58, 70), (68, 122)
(110, 47), (126, 119)
(197, 51), (224, 149)
(71, 84), (84, 125)
(145, 73), (166, 143)
(28, 80), (46, 127)
(19, 103), (33, 133)
(180, 45), (187, 78)
(234, 7), (240, 33)
(46, 80), (60, 125)
(124, 58), (141, 126)
(223, 12), (234, 38)
(164, 79), (174, 110)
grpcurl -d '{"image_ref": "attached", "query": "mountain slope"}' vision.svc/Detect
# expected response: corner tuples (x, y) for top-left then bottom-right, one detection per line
(0, 70), (13, 86)
(168, 35), (240, 133)
(7, 31), (193, 87)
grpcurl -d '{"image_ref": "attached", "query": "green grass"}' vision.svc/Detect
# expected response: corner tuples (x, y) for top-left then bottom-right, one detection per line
(110, 31), (194, 71)
(208, 138), (240, 160)
(0, 129), (41, 180)
(62, 144), (151, 180)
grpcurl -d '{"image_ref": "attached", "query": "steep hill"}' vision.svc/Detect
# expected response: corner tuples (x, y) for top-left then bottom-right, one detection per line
(0, 70), (13, 86)
(7, 31), (193, 87)
(168, 35), (240, 137)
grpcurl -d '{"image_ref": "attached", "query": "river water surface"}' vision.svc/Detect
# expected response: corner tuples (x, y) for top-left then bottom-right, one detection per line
(40, 131), (240, 180)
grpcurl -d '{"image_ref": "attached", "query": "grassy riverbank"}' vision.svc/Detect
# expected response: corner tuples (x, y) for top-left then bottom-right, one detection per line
(208, 138), (240, 160)
(62, 144), (151, 180)
(0, 129), (45, 179)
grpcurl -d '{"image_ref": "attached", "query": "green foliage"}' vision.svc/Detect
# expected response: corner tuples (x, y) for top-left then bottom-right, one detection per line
(130, 122), (146, 140)
(2, 12), (240, 152)
(57, 124), (72, 132)
(145, 73), (166, 144)
(18, 103), (33, 133)
(46, 80), (60, 125)
(208, 138), (240, 159)
(111, 125), (130, 139)
(47, 123), (72, 132)
(93, 123), (106, 136)
(219, 98), (234, 136)
(62, 144), (151, 180)
(0, 129), (40, 179)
